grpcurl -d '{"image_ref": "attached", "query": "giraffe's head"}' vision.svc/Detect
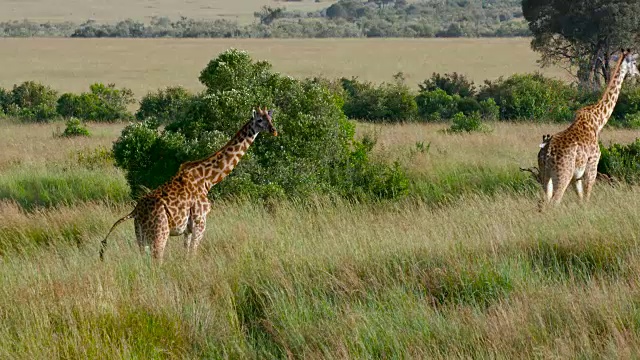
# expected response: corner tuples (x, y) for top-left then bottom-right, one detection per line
(615, 49), (640, 78)
(251, 107), (278, 136)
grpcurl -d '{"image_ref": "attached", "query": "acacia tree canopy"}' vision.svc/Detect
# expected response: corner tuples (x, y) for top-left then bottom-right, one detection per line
(522, 0), (640, 86)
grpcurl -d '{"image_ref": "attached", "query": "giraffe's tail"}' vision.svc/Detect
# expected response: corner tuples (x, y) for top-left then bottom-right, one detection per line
(100, 210), (135, 261)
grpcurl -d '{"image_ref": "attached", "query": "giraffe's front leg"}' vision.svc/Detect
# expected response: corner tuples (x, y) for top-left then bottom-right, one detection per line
(189, 201), (211, 254)
(189, 216), (207, 254)
(183, 212), (194, 251)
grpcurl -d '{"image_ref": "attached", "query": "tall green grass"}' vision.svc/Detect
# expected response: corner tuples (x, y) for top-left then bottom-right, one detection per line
(1, 188), (640, 358)
(0, 167), (129, 210)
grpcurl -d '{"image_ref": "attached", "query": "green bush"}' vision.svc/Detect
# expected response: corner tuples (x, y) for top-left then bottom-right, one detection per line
(598, 139), (640, 184)
(0, 87), (9, 112)
(610, 84), (640, 128)
(61, 117), (90, 137)
(419, 72), (476, 97)
(477, 73), (574, 122)
(479, 98), (500, 121)
(113, 49), (408, 201)
(5, 81), (59, 122)
(136, 86), (193, 124)
(341, 75), (417, 122)
(57, 83), (134, 122)
(415, 88), (458, 121)
(446, 111), (491, 134)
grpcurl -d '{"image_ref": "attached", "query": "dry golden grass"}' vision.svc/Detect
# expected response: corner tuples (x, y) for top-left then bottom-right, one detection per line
(0, 38), (569, 96)
(358, 122), (637, 176)
(0, 0), (336, 24)
(0, 119), (125, 170)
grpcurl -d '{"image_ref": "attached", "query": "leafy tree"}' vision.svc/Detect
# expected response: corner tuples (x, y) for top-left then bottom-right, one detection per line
(522, 0), (640, 86)
(136, 86), (194, 124)
(57, 83), (134, 122)
(113, 49), (408, 200)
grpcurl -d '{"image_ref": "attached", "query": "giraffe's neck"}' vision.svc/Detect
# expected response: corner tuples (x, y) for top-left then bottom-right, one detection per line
(200, 122), (258, 191)
(593, 58), (628, 133)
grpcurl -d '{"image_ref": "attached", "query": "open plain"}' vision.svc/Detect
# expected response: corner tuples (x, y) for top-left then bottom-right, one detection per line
(0, 37), (569, 96)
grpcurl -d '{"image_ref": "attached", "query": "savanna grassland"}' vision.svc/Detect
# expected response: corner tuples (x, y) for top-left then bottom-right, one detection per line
(2, 115), (640, 358)
(0, 0), (336, 23)
(0, 0), (636, 351)
(0, 37), (570, 96)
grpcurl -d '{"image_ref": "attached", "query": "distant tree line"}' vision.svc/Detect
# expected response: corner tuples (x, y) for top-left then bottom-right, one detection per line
(0, 0), (529, 38)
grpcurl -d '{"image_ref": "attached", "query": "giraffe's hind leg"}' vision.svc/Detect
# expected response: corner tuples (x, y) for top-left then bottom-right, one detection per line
(582, 156), (600, 202)
(134, 218), (149, 255)
(550, 172), (572, 205)
(151, 211), (170, 262)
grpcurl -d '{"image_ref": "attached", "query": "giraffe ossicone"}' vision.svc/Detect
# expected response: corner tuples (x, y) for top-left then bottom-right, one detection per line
(100, 107), (277, 262)
(537, 49), (640, 206)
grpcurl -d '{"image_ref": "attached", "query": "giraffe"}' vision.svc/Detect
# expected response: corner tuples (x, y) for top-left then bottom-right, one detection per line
(538, 49), (639, 206)
(100, 107), (278, 261)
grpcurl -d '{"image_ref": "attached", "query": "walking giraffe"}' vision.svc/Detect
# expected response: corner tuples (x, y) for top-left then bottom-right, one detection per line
(100, 107), (278, 261)
(538, 49), (639, 205)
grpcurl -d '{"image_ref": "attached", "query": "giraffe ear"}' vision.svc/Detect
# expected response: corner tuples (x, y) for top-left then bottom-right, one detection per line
(267, 109), (273, 117)
(252, 109), (257, 118)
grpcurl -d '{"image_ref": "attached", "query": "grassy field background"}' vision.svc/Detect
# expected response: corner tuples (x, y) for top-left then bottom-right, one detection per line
(0, 38), (569, 96)
(1, 118), (640, 357)
(0, 0), (337, 23)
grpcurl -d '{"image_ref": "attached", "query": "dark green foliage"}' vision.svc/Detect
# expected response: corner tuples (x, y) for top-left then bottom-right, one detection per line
(57, 83), (134, 122)
(341, 75), (417, 122)
(523, 0), (640, 85)
(479, 98), (500, 121)
(415, 89), (458, 121)
(113, 49), (408, 201)
(61, 117), (91, 137)
(419, 72), (476, 98)
(136, 86), (194, 124)
(0, 87), (9, 113)
(610, 83), (640, 128)
(4, 81), (59, 122)
(446, 111), (491, 134)
(598, 139), (640, 184)
(415, 73), (500, 122)
(477, 73), (575, 121)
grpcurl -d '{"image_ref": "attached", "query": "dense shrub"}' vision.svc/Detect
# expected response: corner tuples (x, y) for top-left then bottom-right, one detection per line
(598, 139), (640, 184)
(479, 98), (500, 121)
(610, 84), (640, 128)
(136, 86), (194, 124)
(4, 81), (58, 122)
(341, 75), (417, 122)
(446, 111), (491, 134)
(419, 72), (476, 97)
(61, 117), (91, 137)
(57, 83), (134, 122)
(415, 88), (458, 121)
(477, 73), (574, 122)
(113, 49), (408, 201)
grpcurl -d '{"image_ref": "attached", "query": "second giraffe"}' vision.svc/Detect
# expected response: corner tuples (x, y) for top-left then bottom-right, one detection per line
(538, 49), (639, 206)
